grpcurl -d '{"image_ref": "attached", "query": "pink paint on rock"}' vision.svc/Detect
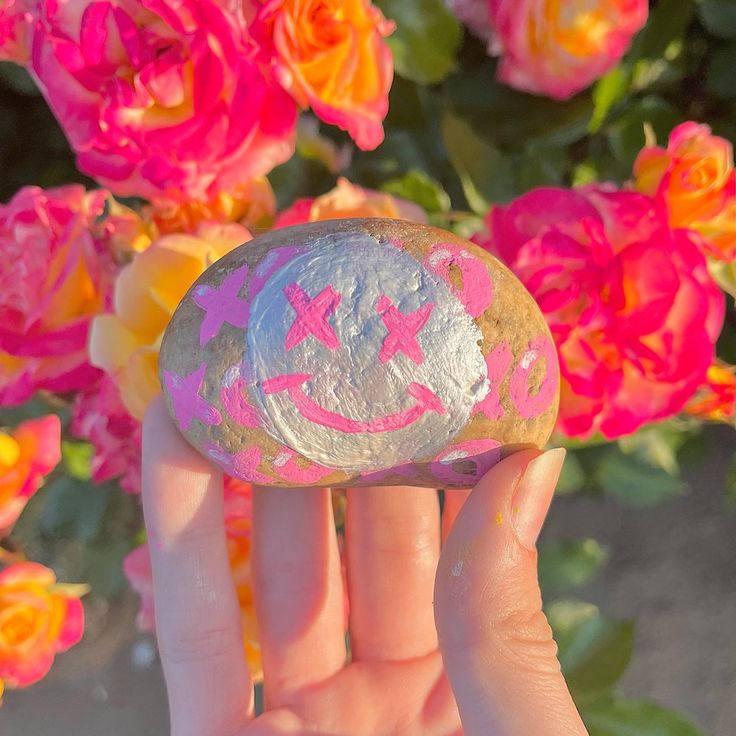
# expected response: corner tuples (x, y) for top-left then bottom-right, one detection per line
(284, 283), (342, 350)
(272, 449), (334, 484)
(163, 363), (222, 432)
(376, 295), (434, 364)
(220, 374), (260, 428)
(431, 438), (502, 486)
(263, 374), (445, 433)
(193, 263), (251, 346)
(205, 442), (271, 484)
(473, 341), (514, 420)
(509, 336), (559, 419)
(249, 246), (304, 299)
(425, 244), (493, 318)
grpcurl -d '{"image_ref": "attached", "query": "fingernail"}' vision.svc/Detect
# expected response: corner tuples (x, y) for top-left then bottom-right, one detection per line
(511, 448), (566, 550)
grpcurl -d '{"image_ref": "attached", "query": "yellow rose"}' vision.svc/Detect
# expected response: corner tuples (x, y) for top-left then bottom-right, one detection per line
(90, 224), (251, 420)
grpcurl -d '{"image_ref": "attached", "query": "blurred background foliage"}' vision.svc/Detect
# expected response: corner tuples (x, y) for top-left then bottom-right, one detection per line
(2, 0), (736, 733)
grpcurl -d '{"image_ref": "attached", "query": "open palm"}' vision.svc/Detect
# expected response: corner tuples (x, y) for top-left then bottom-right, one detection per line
(142, 399), (587, 736)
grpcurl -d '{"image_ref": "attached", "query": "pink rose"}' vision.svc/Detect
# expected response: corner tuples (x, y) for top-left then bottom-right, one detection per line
(70, 375), (142, 494)
(0, 185), (112, 405)
(475, 186), (724, 438)
(28, 0), (297, 202)
(488, 0), (648, 100)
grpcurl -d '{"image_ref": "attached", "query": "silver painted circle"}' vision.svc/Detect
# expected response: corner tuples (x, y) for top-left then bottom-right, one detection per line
(246, 232), (489, 471)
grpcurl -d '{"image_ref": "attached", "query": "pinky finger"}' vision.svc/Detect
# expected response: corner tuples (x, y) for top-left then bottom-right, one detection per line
(142, 399), (252, 736)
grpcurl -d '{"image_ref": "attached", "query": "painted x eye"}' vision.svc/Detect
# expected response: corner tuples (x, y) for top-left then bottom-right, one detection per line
(376, 295), (435, 364)
(284, 283), (342, 350)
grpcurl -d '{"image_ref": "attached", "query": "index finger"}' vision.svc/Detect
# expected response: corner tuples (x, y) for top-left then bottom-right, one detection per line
(142, 398), (252, 736)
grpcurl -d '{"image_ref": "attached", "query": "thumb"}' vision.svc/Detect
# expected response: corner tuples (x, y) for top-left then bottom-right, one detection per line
(434, 448), (588, 736)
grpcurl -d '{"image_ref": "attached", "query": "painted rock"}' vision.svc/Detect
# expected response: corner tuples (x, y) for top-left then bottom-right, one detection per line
(159, 218), (559, 488)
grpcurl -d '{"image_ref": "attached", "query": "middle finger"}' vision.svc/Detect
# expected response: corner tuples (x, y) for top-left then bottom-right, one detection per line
(346, 485), (440, 661)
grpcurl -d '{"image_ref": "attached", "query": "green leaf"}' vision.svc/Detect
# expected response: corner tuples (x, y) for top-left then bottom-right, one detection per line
(0, 62), (41, 95)
(40, 477), (115, 542)
(375, 0), (461, 85)
(707, 42), (736, 98)
(548, 600), (635, 697)
(629, 0), (696, 61)
(583, 697), (702, 736)
(539, 539), (608, 595)
(442, 60), (592, 150)
(441, 110), (515, 212)
(62, 440), (94, 481)
(699, 0), (736, 38)
(381, 169), (450, 212)
(556, 451), (587, 495)
(589, 67), (631, 133)
(607, 96), (681, 169)
(596, 449), (682, 507)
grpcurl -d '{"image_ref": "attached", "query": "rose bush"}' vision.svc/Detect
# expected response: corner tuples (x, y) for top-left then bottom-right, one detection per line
(0, 2), (734, 727)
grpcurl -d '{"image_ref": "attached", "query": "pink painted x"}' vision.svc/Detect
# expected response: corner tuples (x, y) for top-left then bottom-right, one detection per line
(376, 296), (434, 364)
(284, 283), (342, 350)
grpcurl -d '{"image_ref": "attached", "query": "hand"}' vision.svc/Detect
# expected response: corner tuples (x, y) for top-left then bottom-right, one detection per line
(142, 398), (588, 735)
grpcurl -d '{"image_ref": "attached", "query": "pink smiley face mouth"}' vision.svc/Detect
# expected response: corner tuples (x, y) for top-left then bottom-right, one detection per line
(261, 373), (446, 433)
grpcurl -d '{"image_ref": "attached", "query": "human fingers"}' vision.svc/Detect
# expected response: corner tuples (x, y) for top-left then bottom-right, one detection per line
(346, 485), (440, 661)
(141, 397), (252, 736)
(251, 486), (346, 709)
(434, 449), (588, 736)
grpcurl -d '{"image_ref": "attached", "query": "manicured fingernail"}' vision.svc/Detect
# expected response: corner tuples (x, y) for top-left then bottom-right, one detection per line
(511, 448), (566, 550)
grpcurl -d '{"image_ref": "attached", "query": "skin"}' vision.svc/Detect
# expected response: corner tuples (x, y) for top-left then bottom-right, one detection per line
(142, 397), (589, 735)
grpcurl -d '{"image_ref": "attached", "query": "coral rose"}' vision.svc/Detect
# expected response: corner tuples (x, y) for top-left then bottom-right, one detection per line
(274, 177), (427, 227)
(475, 185), (724, 439)
(70, 375), (142, 494)
(488, 0), (648, 100)
(0, 185), (112, 405)
(29, 0), (297, 202)
(0, 416), (61, 535)
(0, 562), (85, 697)
(684, 362), (736, 423)
(253, 0), (394, 150)
(89, 223), (251, 420)
(633, 122), (736, 260)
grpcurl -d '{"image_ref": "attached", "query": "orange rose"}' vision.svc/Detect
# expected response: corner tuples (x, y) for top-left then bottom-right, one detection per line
(254, 0), (394, 150)
(684, 362), (736, 422)
(633, 122), (736, 260)
(89, 223), (251, 420)
(0, 416), (60, 536)
(0, 562), (86, 698)
(274, 177), (427, 227)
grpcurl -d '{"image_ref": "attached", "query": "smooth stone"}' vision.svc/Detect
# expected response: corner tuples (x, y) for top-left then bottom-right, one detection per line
(159, 218), (559, 488)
